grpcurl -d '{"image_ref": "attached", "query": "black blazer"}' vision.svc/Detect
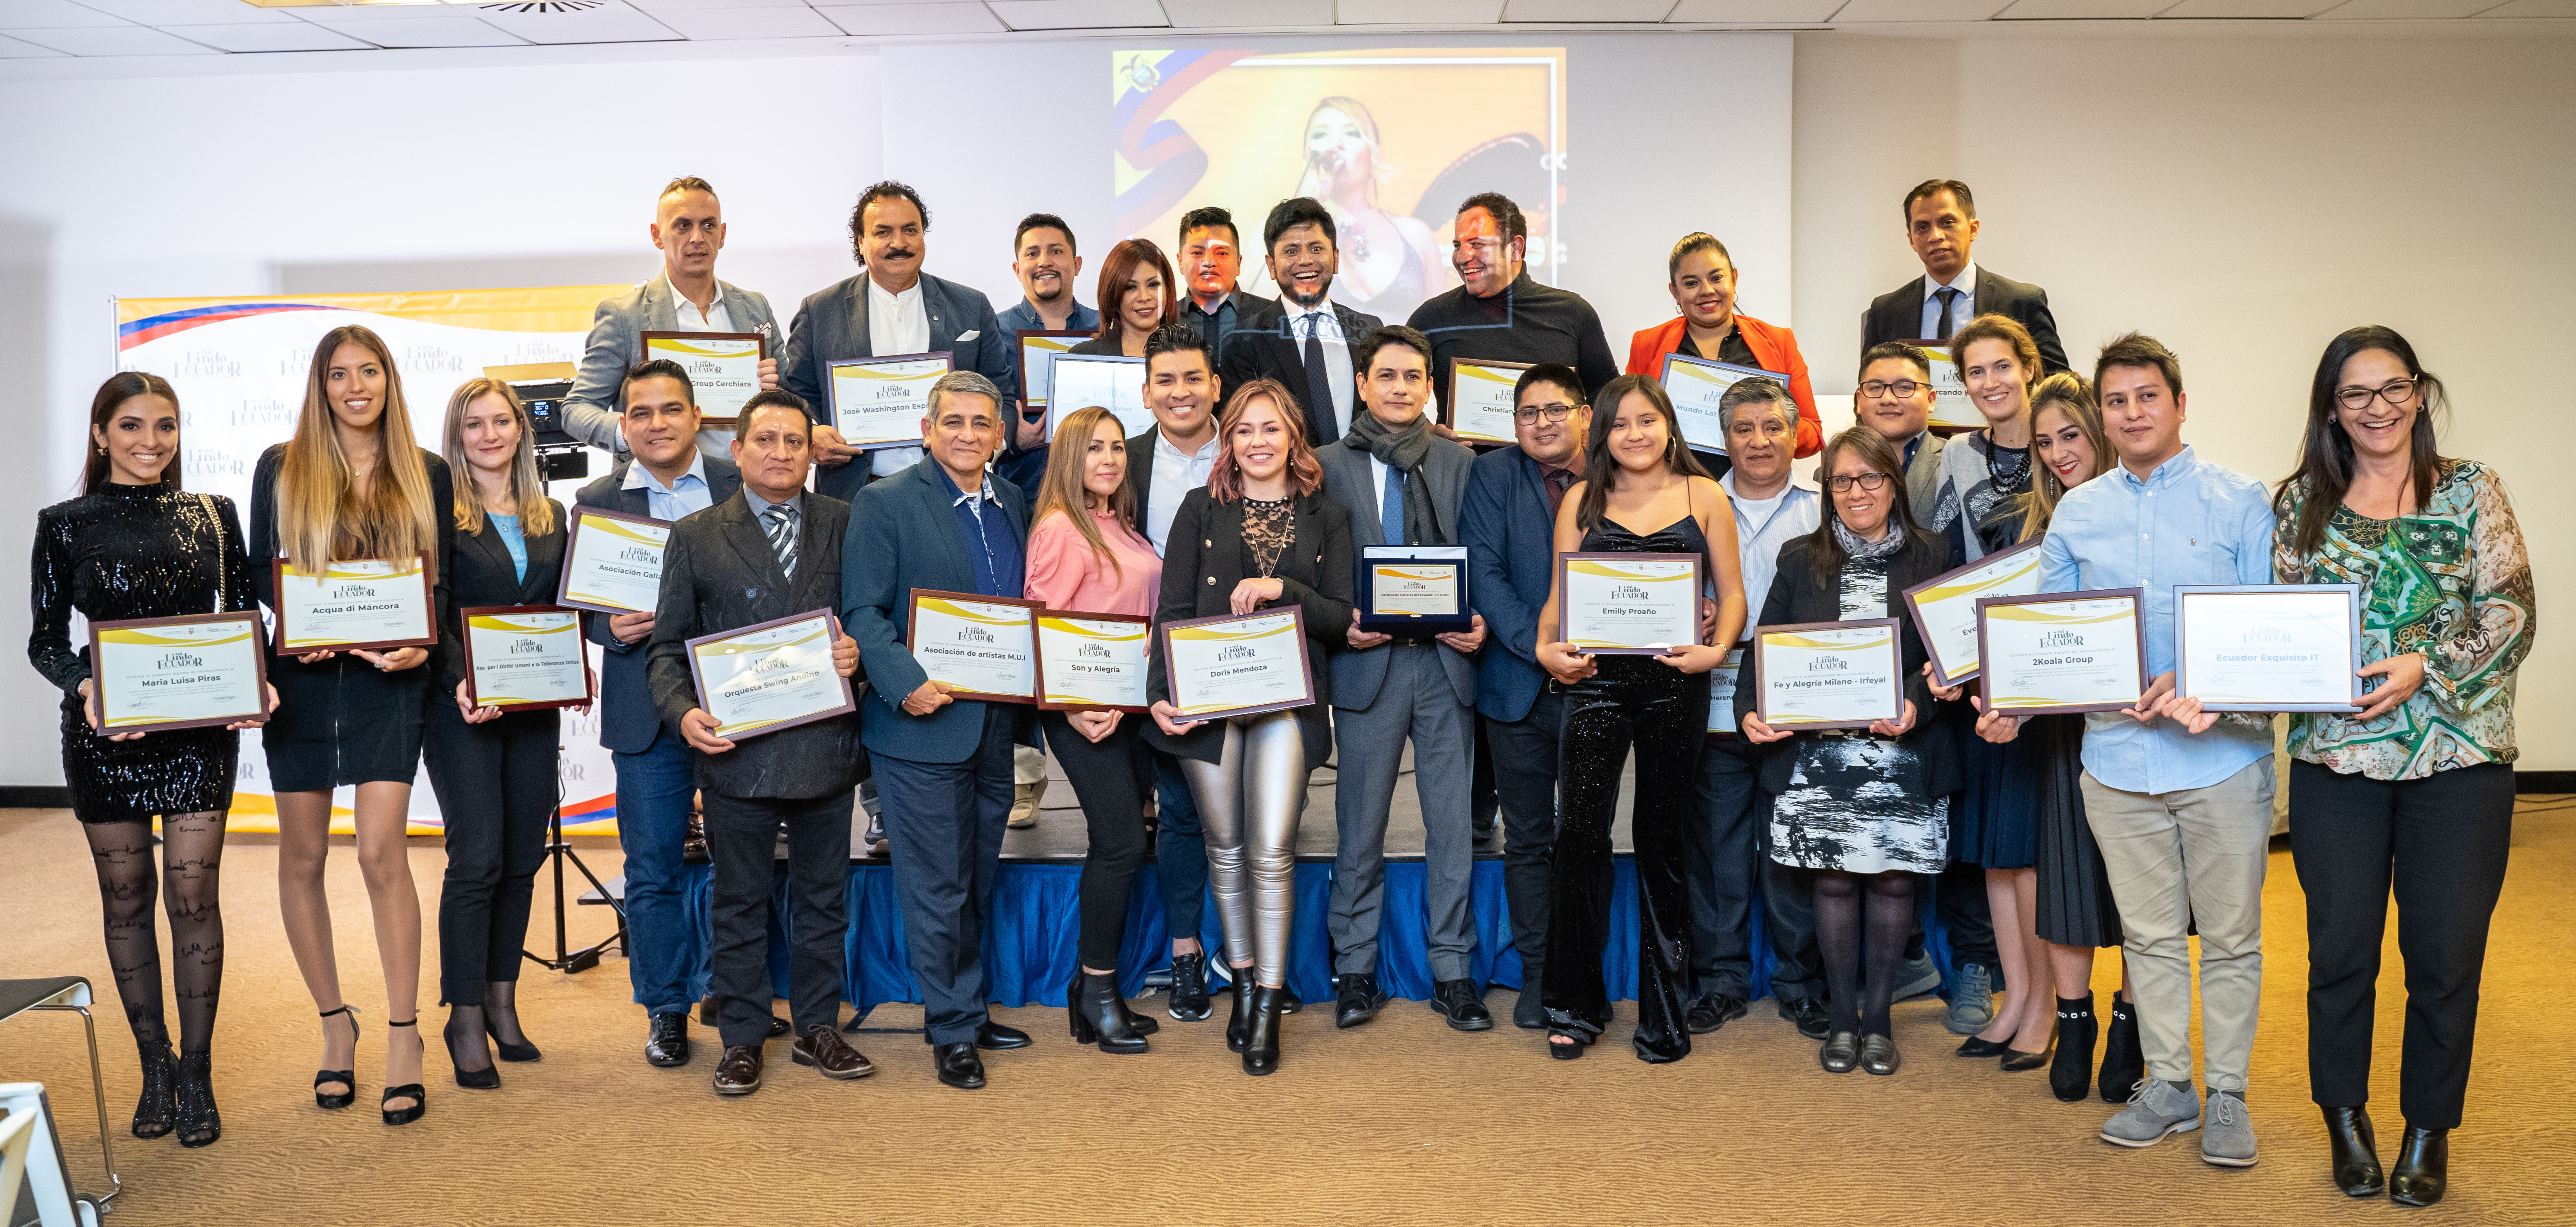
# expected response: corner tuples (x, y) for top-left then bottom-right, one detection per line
(1219, 299), (1383, 448)
(432, 498), (569, 697)
(573, 454), (743, 754)
(1733, 531), (1964, 798)
(1144, 486), (1355, 770)
(1860, 266), (2070, 375)
(646, 489), (862, 800)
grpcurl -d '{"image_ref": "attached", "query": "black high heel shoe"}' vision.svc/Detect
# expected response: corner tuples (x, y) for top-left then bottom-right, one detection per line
(1241, 984), (1283, 1076)
(173, 1051), (221, 1148)
(1224, 967), (1254, 1054)
(444, 1008), (501, 1091)
(314, 1006), (359, 1110)
(2048, 1000), (2099, 1102)
(2389, 1124), (2447, 1207)
(1067, 969), (1147, 1054)
(381, 1019), (426, 1127)
(482, 981), (541, 1062)
(2324, 1105), (2385, 1198)
(132, 1041), (177, 1139)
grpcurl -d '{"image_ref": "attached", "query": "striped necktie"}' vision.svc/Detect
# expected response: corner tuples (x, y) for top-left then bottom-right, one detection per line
(762, 503), (798, 580)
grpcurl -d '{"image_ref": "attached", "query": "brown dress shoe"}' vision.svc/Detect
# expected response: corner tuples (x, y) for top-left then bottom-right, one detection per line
(713, 1044), (764, 1096)
(792, 1025), (876, 1080)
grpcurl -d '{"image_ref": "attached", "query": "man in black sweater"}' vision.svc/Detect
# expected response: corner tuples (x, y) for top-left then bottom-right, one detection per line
(1406, 192), (1621, 414)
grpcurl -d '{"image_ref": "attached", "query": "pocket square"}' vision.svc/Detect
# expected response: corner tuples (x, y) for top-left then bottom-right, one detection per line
(953, 330), (980, 343)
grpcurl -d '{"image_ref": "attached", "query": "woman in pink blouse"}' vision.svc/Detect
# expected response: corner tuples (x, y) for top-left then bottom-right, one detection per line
(1025, 404), (1166, 1054)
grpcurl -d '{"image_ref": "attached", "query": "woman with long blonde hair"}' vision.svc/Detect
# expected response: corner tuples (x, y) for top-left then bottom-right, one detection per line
(249, 323), (454, 1126)
(1281, 95), (1446, 314)
(421, 378), (568, 1089)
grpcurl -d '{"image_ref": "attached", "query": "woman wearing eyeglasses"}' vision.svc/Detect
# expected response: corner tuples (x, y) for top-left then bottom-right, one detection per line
(2263, 326), (2531, 1207)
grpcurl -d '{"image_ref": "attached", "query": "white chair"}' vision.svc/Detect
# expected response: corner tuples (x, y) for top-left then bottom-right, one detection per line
(0, 1083), (105, 1227)
(0, 977), (117, 1224)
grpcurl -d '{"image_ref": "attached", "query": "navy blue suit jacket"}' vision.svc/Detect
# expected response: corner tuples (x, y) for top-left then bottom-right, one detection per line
(1459, 444), (1561, 724)
(573, 452), (742, 754)
(779, 271), (1018, 503)
(838, 460), (1039, 764)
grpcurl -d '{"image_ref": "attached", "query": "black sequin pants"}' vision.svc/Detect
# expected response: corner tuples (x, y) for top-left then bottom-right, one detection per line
(1542, 657), (1707, 1062)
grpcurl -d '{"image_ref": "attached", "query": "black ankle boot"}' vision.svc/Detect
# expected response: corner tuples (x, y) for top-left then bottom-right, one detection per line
(1224, 967), (1254, 1054)
(1067, 970), (1147, 1054)
(2324, 1105), (2384, 1198)
(2048, 996), (2098, 1103)
(2098, 998), (2144, 1102)
(173, 1051), (221, 1148)
(132, 1040), (177, 1139)
(2389, 1124), (2447, 1207)
(1242, 984), (1283, 1076)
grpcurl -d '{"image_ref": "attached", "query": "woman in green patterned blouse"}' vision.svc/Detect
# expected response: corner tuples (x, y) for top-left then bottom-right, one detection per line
(2271, 325), (2532, 1209)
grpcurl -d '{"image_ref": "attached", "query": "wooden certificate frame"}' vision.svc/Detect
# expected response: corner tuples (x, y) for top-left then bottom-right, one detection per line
(1446, 357), (1533, 445)
(1158, 607), (1316, 722)
(554, 505), (673, 616)
(458, 604), (594, 713)
(86, 610), (272, 734)
(1031, 609), (1152, 714)
(269, 553), (438, 655)
(2174, 583), (2366, 713)
(904, 589), (1041, 705)
(683, 608), (857, 741)
(1974, 587), (2150, 716)
(640, 330), (766, 428)
(1751, 618), (1905, 732)
(1900, 537), (2045, 690)
(1556, 551), (1703, 655)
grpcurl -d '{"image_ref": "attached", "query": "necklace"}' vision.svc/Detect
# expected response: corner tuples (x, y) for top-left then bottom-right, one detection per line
(1984, 435), (2033, 495)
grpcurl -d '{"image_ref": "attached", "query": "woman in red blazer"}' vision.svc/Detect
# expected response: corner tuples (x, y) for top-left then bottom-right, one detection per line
(1626, 233), (1822, 460)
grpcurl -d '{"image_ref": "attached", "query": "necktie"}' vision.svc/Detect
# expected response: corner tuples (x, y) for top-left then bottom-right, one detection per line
(762, 503), (797, 580)
(1542, 466), (1574, 516)
(1300, 313), (1337, 443)
(1933, 286), (1961, 341)
(1381, 463), (1408, 546)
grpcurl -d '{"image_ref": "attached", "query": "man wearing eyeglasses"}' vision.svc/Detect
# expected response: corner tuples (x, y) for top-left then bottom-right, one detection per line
(1855, 342), (1953, 531)
(1407, 193), (1620, 427)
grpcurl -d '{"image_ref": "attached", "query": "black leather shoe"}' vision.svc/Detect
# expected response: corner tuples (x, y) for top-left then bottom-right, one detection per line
(711, 1044), (763, 1096)
(2389, 1124), (2446, 1207)
(1860, 1033), (1901, 1076)
(1242, 985), (1284, 1076)
(1225, 971), (1254, 1053)
(1513, 988), (1546, 1031)
(1168, 953), (1213, 1022)
(1956, 1035), (2013, 1058)
(645, 1011), (691, 1068)
(1334, 973), (1389, 1029)
(975, 1020), (1033, 1051)
(1068, 970), (1148, 1055)
(1686, 993), (1748, 1035)
(2324, 1106), (2385, 1198)
(934, 1042), (986, 1090)
(1820, 1030), (1860, 1073)
(1779, 995), (1831, 1041)
(1428, 980), (1494, 1032)
(792, 1025), (875, 1080)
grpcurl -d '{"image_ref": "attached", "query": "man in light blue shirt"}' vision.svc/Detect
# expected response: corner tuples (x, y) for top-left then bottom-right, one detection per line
(2016, 332), (2276, 1165)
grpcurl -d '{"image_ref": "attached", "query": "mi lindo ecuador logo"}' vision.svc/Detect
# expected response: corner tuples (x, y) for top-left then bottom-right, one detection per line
(158, 652), (203, 670)
(329, 583), (378, 600)
(2241, 624), (2294, 645)
(509, 638), (547, 655)
(957, 625), (995, 644)
(1218, 645), (1258, 662)
(2040, 629), (2084, 650)
(1079, 642), (1112, 659)
(1611, 584), (1651, 600)
(1808, 655), (1848, 672)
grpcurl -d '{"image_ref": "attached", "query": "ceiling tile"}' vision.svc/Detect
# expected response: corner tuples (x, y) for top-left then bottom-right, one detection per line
(286, 3), (480, 17)
(622, 0), (813, 9)
(67, 0), (297, 23)
(1665, 0), (1845, 20)
(2312, 0), (2502, 14)
(1159, 0), (1337, 23)
(2157, 0), (2337, 13)
(647, 2), (839, 32)
(458, 0), (680, 42)
(1503, 0), (1671, 17)
(1335, 0), (1504, 22)
(1996, 0), (2171, 15)
(0, 29), (72, 50)
(815, 1), (1005, 32)
(1829, 0), (2010, 16)
(989, 0), (1168, 26)
(0, 0), (138, 28)
(12, 21), (220, 48)
(162, 16), (375, 43)
(2475, 0), (2576, 13)
(325, 13), (525, 40)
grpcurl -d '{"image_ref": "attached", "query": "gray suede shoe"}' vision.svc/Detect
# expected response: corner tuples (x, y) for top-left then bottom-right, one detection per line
(1943, 963), (1994, 1035)
(2102, 1077), (2202, 1148)
(2201, 1090), (2257, 1167)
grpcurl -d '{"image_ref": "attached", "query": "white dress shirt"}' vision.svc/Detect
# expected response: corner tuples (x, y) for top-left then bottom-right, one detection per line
(868, 276), (931, 476)
(1918, 261), (1978, 341)
(1721, 468), (1822, 616)
(1144, 428), (1222, 556)
(1284, 298), (1355, 437)
(621, 448), (717, 524)
(671, 277), (734, 333)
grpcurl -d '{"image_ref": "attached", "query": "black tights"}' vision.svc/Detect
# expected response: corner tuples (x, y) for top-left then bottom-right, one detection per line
(83, 812), (227, 1055)
(1814, 868), (1914, 1038)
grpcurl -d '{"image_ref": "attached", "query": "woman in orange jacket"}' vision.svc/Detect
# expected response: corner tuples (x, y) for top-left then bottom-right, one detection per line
(1626, 233), (1823, 470)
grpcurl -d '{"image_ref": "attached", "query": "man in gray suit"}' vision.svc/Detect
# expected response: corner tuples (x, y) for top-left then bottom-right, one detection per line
(562, 177), (782, 459)
(1856, 342), (1948, 528)
(1318, 324), (1491, 1034)
(780, 180), (1019, 503)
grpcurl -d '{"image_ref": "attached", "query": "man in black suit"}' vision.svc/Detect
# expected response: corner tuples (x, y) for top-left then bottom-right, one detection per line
(1859, 179), (2069, 374)
(1220, 196), (1382, 448)
(575, 359), (749, 1069)
(647, 393), (870, 1097)
(1176, 205), (1266, 369)
(1406, 192), (1620, 407)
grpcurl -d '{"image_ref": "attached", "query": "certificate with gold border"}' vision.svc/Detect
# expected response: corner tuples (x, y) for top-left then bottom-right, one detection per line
(1902, 539), (2045, 688)
(1753, 619), (1904, 732)
(906, 590), (1040, 704)
(1034, 610), (1150, 713)
(1446, 358), (1532, 445)
(1558, 552), (1701, 655)
(269, 555), (436, 655)
(1975, 588), (2149, 716)
(1160, 608), (1315, 721)
(1904, 340), (1985, 430)
(460, 605), (592, 711)
(827, 351), (952, 449)
(556, 507), (671, 616)
(87, 612), (270, 734)
(641, 331), (763, 427)
(685, 609), (855, 741)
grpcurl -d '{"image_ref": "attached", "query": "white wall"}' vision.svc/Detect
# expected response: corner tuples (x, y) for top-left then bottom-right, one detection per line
(1791, 32), (2576, 769)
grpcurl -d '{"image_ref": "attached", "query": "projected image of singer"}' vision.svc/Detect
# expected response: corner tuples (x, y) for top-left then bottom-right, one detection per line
(1289, 96), (1452, 320)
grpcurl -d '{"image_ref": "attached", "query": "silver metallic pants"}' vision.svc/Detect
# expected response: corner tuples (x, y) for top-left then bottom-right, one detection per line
(1178, 709), (1308, 988)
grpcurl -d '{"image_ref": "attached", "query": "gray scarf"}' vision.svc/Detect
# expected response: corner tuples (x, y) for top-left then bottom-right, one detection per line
(1342, 410), (1443, 544)
(1832, 514), (1906, 560)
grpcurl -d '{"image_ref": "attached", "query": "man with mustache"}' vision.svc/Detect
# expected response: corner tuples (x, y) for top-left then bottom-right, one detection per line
(1406, 192), (1619, 415)
(1859, 179), (2068, 374)
(1219, 197), (1382, 448)
(1175, 205), (1265, 368)
(993, 213), (1094, 493)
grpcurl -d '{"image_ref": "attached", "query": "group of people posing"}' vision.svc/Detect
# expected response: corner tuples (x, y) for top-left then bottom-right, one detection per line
(35, 175), (2526, 1210)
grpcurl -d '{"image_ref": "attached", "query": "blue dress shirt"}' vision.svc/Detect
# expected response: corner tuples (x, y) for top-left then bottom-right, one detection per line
(621, 451), (716, 524)
(2039, 444), (2277, 795)
(994, 297), (1100, 344)
(933, 464), (1023, 599)
(490, 512), (527, 582)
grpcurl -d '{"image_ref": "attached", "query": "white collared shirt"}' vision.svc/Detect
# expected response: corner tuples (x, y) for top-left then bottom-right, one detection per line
(1721, 468), (1822, 616)
(1144, 428), (1222, 556)
(868, 276), (932, 476)
(670, 276), (734, 333)
(1918, 260), (1978, 341)
(621, 448), (716, 523)
(1283, 298), (1354, 437)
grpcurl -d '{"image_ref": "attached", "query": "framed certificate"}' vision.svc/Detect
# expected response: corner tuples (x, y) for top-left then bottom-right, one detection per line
(905, 589), (1039, 704)
(87, 612), (270, 734)
(555, 506), (672, 616)
(685, 609), (855, 741)
(1903, 340), (1985, 431)
(1015, 329), (1090, 410)
(1659, 353), (1788, 455)
(1046, 353), (1153, 441)
(1977, 588), (2150, 716)
(826, 351), (951, 449)
(641, 331), (764, 427)
(1160, 607), (1316, 721)
(1034, 610), (1150, 713)
(1901, 538), (2046, 688)
(270, 554), (437, 655)
(1753, 620), (1905, 731)
(1446, 358), (1531, 445)
(460, 605), (592, 711)
(2175, 584), (2365, 713)
(1558, 552), (1702, 655)
(1706, 640), (1748, 739)
(1357, 544), (1470, 636)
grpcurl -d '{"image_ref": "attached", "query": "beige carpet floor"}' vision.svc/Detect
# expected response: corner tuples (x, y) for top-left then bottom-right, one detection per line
(3, 800), (2570, 1226)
